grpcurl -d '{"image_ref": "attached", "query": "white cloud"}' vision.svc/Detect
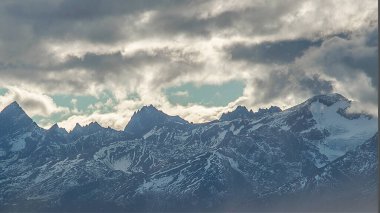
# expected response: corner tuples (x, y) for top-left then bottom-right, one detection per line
(0, 86), (69, 117)
(171, 91), (189, 97)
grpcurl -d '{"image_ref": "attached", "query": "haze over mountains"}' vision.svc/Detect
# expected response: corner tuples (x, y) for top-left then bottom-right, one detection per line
(0, 93), (378, 212)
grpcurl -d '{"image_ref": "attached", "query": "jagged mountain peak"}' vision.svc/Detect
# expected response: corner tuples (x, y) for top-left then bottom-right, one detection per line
(47, 123), (68, 135)
(140, 104), (158, 112)
(133, 105), (168, 118)
(257, 106), (282, 114)
(70, 123), (82, 133)
(48, 123), (60, 130)
(220, 105), (282, 121)
(220, 105), (254, 121)
(235, 105), (250, 111)
(5, 101), (20, 107)
(1, 101), (27, 115)
(0, 101), (35, 134)
(43, 123), (69, 145)
(132, 105), (166, 119)
(124, 105), (188, 136)
(86, 121), (102, 128)
(70, 122), (103, 134)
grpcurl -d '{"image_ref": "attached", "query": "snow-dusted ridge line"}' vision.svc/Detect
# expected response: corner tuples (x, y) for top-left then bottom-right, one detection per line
(0, 93), (378, 211)
(1, 93), (370, 134)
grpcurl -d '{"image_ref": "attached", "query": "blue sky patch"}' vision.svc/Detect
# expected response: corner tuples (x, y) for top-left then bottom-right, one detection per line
(165, 80), (245, 107)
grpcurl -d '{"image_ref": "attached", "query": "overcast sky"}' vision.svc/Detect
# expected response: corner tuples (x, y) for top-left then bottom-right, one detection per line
(0, 0), (378, 130)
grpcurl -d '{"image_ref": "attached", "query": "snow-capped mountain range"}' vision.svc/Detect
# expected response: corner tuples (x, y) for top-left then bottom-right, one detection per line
(0, 93), (378, 212)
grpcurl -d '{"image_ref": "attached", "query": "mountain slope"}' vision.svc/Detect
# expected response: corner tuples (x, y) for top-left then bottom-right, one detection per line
(262, 133), (378, 212)
(0, 93), (377, 212)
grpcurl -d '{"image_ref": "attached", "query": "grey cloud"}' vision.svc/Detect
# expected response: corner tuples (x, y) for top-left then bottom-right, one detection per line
(296, 27), (378, 90)
(318, 40), (377, 88)
(16, 96), (49, 115)
(250, 69), (334, 105)
(2, 0), (195, 43)
(5, 0), (191, 20)
(146, 48), (205, 88)
(143, 1), (302, 39)
(0, 87), (68, 117)
(63, 52), (129, 74)
(0, 47), (205, 94)
(289, 27), (378, 115)
(226, 39), (322, 64)
(0, 0), (377, 119)
(232, 27), (377, 112)
(62, 48), (203, 79)
(299, 75), (333, 95)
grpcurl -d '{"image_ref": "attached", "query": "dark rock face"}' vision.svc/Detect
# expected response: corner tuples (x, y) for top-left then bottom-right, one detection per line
(0, 94), (377, 212)
(0, 102), (36, 136)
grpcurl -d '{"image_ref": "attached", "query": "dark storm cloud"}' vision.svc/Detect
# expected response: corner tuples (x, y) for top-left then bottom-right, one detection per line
(226, 39), (322, 64)
(250, 69), (334, 105)
(2, 0), (197, 43)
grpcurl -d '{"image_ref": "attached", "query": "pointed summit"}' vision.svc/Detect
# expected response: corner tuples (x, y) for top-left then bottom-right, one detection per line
(7, 101), (20, 107)
(48, 123), (60, 130)
(84, 121), (103, 132)
(220, 106), (254, 121)
(71, 123), (82, 132)
(1, 101), (25, 115)
(69, 121), (105, 140)
(220, 105), (282, 121)
(254, 106), (282, 118)
(44, 123), (69, 144)
(47, 123), (68, 135)
(87, 121), (101, 128)
(48, 123), (68, 133)
(0, 101), (35, 136)
(124, 105), (188, 137)
(138, 105), (161, 114)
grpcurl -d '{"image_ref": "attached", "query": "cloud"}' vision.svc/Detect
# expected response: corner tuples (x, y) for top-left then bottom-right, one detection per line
(240, 66), (334, 109)
(0, 0), (377, 129)
(171, 91), (189, 97)
(225, 39), (323, 64)
(293, 27), (378, 115)
(0, 86), (69, 117)
(219, 27), (377, 116)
